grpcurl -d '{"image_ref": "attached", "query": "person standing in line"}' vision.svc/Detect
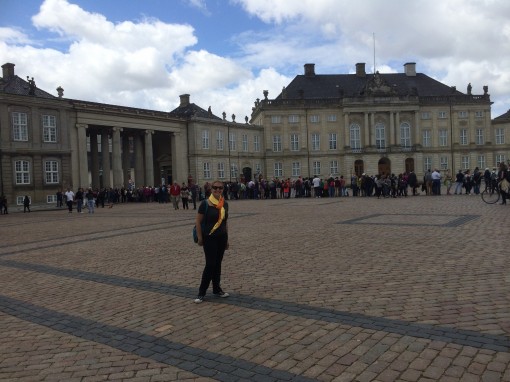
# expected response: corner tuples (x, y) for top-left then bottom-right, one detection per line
(169, 181), (181, 210)
(181, 183), (190, 210)
(86, 188), (95, 214)
(76, 187), (84, 213)
(454, 170), (464, 195)
(194, 180), (230, 303)
(64, 188), (75, 213)
(23, 195), (31, 213)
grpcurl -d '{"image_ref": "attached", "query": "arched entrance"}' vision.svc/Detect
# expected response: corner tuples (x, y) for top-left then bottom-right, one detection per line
(378, 157), (391, 176)
(242, 167), (252, 182)
(405, 158), (415, 174)
(354, 160), (364, 177)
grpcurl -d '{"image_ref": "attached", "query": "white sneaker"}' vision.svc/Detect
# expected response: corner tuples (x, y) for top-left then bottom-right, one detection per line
(194, 295), (204, 303)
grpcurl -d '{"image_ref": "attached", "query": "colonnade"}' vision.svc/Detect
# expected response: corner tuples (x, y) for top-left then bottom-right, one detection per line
(75, 124), (156, 190)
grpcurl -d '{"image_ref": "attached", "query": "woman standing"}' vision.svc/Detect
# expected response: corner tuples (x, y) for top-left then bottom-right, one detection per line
(194, 180), (229, 303)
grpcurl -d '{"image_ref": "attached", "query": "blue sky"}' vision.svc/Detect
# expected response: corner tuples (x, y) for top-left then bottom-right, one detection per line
(1, 0), (510, 119)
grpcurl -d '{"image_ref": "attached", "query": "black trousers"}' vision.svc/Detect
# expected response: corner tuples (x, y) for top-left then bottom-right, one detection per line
(198, 234), (228, 296)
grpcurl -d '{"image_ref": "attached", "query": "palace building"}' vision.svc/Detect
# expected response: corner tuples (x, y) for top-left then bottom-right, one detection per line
(1, 61), (509, 207)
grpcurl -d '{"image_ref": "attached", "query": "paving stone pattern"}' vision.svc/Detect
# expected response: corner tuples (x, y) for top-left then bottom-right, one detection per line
(0, 195), (509, 381)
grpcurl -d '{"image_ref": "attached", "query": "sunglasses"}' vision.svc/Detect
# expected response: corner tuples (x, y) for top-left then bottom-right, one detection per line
(212, 186), (224, 190)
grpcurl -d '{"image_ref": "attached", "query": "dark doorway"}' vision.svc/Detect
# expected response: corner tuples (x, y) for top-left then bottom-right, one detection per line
(354, 160), (364, 177)
(405, 158), (415, 174)
(378, 157), (391, 176)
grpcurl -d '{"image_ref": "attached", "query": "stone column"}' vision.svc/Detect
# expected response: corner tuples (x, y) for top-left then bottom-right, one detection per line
(370, 113), (376, 147)
(134, 133), (144, 187)
(395, 112), (400, 146)
(344, 113), (350, 148)
(144, 130), (154, 186)
(390, 112), (395, 146)
(90, 131), (100, 189)
(414, 112), (419, 147)
(101, 130), (111, 188)
(171, 131), (188, 184)
(364, 113), (369, 148)
(122, 134), (130, 187)
(76, 123), (88, 188)
(112, 126), (123, 188)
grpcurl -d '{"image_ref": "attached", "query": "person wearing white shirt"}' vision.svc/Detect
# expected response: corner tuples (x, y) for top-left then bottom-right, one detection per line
(431, 169), (442, 195)
(64, 188), (75, 213)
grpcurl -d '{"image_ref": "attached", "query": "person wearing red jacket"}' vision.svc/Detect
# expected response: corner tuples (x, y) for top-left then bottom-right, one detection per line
(169, 181), (181, 210)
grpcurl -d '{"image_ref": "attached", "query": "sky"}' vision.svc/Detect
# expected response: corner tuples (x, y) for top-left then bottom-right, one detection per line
(1, 0), (510, 120)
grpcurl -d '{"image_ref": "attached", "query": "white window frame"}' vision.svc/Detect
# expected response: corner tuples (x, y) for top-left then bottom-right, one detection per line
(496, 154), (506, 167)
(311, 133), (320, 151)
(272, 135), (282, 152)
(458, 111), (468, 119)
(477, 155), (486, 170)
(254, 135), (260, 152)
(271, 115), (282, 124)
(439, 129), (448, 147)
(421, 112), (431, 120)
(47, 195), (57, 204)
(330, 160), (338, 175)
(44, 160), (59, 184)
(327, 114), (337, 122)
(12, 112), (28, 141)
(202, 130), (210, 149)
(217, 162), (225, 179)
(290, 134), (299, 151)
(288, 115), (299, 123)
(461, 155), (470, 170)
(422, 130), (431, 147)
(400, 122), (411, 147)
(292, 162), (300, 177)
(15, 160), (30, 184)
(274, 162), (283, 177)
(350, 124), (361, 150)
(460, 129), (468, 145)
(375, 123), (386, 149)
(424, 157), (432, 172)
(216, 131), (224, 150)
(229, 132), (236, 151)
(203, 162), (211, 179)
(242, 134), (248, 152)
(440, 156), (449, 170)
(42, 115), (57, 143)
(475, 111), (484, 118)
(312, 161), (321, 176)
(438, 111), (447, 119)
(230, 163), (238, 179)
(476, 129), (484, 145)
(495, 128), (505, 145)
(329, 133), (337, 150)
(310, 115), (320, 123)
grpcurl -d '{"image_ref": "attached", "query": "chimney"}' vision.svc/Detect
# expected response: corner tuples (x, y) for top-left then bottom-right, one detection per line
(355, 63), (366, 77)
(179, 94), (190, 107)
(404, 62), (416, 77)
(2, 63), (15, 79)
(304, 63), (315, 77)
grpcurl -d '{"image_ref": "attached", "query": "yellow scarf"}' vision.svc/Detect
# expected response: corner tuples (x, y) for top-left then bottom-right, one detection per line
(208, 194), (225, 235)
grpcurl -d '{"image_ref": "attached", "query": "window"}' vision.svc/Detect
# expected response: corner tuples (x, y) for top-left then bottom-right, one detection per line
(477, 155), (486, 170)
(12, 112), (28, 141)
(422, 130), (431, 147)
(496, 128), (505, 144)
(440, 156), (448, 170)
(290, 134), (299, 151)
(272, 135), (282, 152)
(230, 163), (238, 179)
(438, 111), (447, 119)
(438, 129), (448, 146)
(424, 157), (432, 172)
(292, 162), (300, 177)
(15, 160), (30, 184)
(288, 115), (299, 123)
(400, 122), (411, 147)
(350, 124), (361, 150)
(216, 131), (224, 150)
(330, 160), (338, 175)
(229, 132), (236, 151)
(47, 195), (57, 204)
(312, 161), (321, 176)
(421, 112), (431, 120)
(458, 111), (468, 119)
(310, 115), (320, 123)
(242, 134), (248, 152)
(475, 111), (484, 118)
(375, 123), (386, 149)
(44, 160), (59, 184)
(476, 129), (484, 145)
(42, 115), (57, 143)
(203, 162), (211, 179)
(496, 154), (506, 167)
(329, 133), (337, 150)
(311, 133), (320, 151)
(327, 114), (337, 122)
(217, 162), (225, 179)
(274, 162), (283, 177)
(461, 156), (470, 170)
(255, 163), (261, 176)
(16, 196), (26, 206)
(460, 129), (468, 145)
(271, 115), (282, 124)
(202, 130), (210, 149)
(254, 135), (260, 152)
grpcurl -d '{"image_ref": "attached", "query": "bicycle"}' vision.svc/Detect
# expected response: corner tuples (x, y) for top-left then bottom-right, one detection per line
(481, 179), (500, 204)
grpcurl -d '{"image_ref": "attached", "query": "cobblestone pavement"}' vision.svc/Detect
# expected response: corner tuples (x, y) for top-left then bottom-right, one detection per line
(0, 195), (509, 382)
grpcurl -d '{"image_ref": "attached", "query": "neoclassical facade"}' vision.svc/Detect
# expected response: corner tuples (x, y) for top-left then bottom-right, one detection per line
(1, 61), (509, 207)
(249, 63), (507, 180)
